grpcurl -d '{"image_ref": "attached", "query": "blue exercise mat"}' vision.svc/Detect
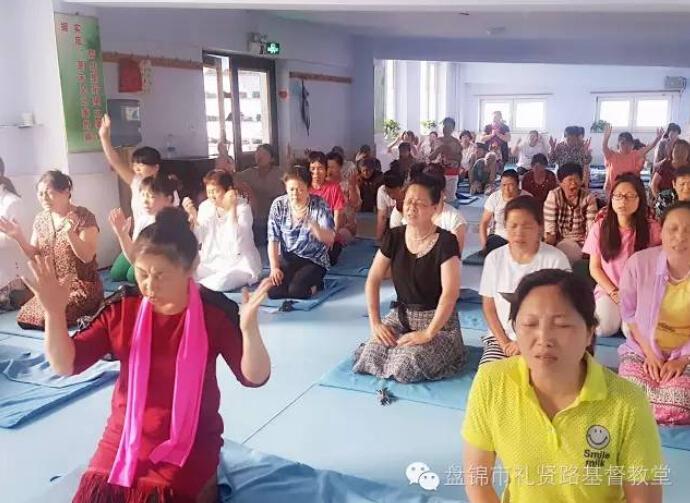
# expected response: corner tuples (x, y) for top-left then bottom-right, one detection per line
(224, 278), (348, 312)
(327, 238), (378, 278)
(461, 250), (484, 266)
(368, 293), (486, 331)
(29, 440), (461, 503)
(458, 302), (488, 332)
(0, 344), (118, 428)
(596, 334), (625, 348)
(318, 345), (483, 411)
(99, 269), (132, 293)
(449, 195), (479, 207)
(0, 311), (77, 341)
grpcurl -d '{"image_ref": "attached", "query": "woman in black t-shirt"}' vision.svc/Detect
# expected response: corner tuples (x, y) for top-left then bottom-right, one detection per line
(353, 174), (467, 383)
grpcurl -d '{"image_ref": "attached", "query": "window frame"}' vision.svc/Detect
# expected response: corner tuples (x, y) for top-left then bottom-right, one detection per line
(595, 93), (672, 133)
(478, 96), (547, 133)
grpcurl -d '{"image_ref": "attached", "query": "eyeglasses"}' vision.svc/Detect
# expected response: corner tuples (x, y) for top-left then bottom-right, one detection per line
(611, 193), (639, 201)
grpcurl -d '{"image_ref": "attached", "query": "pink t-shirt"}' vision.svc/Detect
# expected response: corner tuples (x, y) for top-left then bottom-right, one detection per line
(604, 150), (646, 183)
(309, 182), (346, 212)
(583, 219), (661, 298)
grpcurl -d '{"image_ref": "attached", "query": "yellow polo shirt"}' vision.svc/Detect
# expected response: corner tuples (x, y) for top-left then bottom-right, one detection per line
(462, 354), (664, 502)
(655, 278), (690, 353)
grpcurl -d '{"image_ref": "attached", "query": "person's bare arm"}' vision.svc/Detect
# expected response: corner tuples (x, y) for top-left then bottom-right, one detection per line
(479, 210), (492, 249)
(463, 442), (501, 503)
(589, 252), (618, 299)
(333, 209), (345, 232)
(0, 218), (38, 257)
(640, 128), (664, 158)
(602, 124), (615, 159)
(98, 114), (134, 185)
(453, 224), (466, 256)
(651, 172), (663, 198)
(622, 482), (662, 503)
(65, 225), (99, 264)
(366, 251), (397, 347)
(376, 208), (389, 242)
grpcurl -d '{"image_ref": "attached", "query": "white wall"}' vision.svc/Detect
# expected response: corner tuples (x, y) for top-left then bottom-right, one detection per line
(95, 6), (355, 161)
(460, 62), (690, 165)
(352, 35), (690, 150)
(1, 2), (356, 268)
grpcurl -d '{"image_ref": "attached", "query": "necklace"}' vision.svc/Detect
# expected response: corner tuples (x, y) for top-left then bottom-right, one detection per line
(407, 227), (434, 242)
(668, 267), (690, 283)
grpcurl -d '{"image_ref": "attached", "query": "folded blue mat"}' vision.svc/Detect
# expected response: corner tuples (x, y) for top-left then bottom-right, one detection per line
(318, 345), (690, 451)
(224, 278), (348, 312)
(319, 345), (483, 411)
(0, 344), (118, 428)
(30, 440), (461, 503)
(0, 311), (77, 341)
(449, 195), (479, 207)
(461, 250), (484, 266)
(99, 269), (132, 293)
(457, 302), (488, 332)
(327, 238), (378, 278)
(596, 334), (625, 348)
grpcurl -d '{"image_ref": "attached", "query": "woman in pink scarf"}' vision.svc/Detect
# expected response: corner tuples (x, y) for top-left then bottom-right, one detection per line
(618, 201), (690, 425)
(23, 207), (272, 502)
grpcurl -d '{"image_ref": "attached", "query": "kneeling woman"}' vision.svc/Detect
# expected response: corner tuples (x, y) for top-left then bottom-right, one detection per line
(618, 201), (690, 425)
(353, 173), (466, 383)
(183, 169), (262, 291)
(464, 269), (663, 503)
(0, 170), (102, 328)
(24, 207), (271, 502)
(267, 166), (336, 299)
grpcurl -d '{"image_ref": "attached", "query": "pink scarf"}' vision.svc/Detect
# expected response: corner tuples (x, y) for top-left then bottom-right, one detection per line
(108, 279), (209, 488)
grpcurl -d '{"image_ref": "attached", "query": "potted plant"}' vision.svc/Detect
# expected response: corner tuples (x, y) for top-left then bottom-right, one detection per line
(420, 120), (437, 135)
(383, 119), (401, 140)
(590, 120), (610, 133)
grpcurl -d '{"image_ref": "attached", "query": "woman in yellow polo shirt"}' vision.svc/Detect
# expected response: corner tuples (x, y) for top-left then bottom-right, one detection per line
(462, 269), (663, 503)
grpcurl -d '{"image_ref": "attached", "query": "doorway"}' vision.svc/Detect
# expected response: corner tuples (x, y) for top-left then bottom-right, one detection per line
(202, 52), (278, 170)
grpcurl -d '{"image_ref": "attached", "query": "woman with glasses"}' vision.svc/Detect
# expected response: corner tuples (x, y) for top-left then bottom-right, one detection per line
(583, 174), (660, 337)
(353, 173), (466, 383)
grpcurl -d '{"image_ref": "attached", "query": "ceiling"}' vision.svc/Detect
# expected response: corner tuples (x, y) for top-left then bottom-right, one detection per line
(68, 1), (690, 42)
(273, 10), (690, 40)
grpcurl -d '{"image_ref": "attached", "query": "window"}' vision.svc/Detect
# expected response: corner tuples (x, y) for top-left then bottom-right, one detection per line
(596, 94), (671, 131)
(479, 97), (546, 132)
(384, 60), (396, 120)
(420, 61), (439, 123)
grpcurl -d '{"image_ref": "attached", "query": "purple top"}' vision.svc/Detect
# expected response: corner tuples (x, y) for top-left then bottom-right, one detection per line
(618, 246), (690, 361)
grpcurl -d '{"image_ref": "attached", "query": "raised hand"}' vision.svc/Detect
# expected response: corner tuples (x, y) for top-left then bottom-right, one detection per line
(222, 189), (238, 212)
(603, 123), (613, 137)
(583, 137), (592, 152)
(64, 212), (79, 237)
(22, 255), (70, 314)
(239, 278), (272, 330)
(108, 208), (132, 238)
(98, 113), (111, 140)
(549, 136), (557, 151)
(0, 217), (24, 241)
(656, 127), (665, 141)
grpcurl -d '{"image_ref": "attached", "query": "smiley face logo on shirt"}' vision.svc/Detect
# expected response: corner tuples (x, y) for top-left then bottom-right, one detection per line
(586, 425), (611, 450)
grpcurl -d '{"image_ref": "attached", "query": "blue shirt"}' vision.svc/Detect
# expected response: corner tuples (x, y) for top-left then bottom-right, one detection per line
(268, 194), (334, 269)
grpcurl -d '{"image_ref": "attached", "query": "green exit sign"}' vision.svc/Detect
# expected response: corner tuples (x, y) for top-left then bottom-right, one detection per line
(265, 41), (280, 55)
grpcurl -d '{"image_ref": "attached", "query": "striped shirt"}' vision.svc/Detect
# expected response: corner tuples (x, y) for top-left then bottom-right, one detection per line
(268, 194), (334, 269)
(543, 187), (597, 245)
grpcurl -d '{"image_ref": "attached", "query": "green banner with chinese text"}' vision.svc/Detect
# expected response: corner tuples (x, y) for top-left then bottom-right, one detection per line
(54, 13), (106, 153)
